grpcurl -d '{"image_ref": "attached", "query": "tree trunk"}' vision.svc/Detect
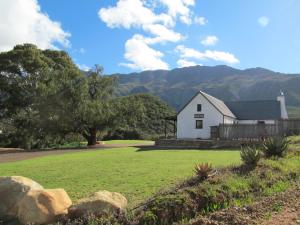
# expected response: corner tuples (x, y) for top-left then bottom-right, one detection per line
(87, 128), (97, 146)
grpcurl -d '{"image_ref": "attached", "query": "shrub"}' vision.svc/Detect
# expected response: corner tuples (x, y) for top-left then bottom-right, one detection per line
(240, 146), (261, 167)
(194, 163), (213, 180)
(103, 129), (143, 140)
(263, 136), (290, 158)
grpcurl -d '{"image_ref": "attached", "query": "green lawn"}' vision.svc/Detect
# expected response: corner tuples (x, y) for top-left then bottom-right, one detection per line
(103, 140), (154, 145)
(0, 147), (240, 206)
(58, 140), (153, 148)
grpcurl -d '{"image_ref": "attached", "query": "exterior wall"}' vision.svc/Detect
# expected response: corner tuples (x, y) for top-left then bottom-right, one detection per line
(177, 93), (225, 139)
(277, 95), (289, 119)
(237, 120), (276, 124)
(224, 116), (236, 124)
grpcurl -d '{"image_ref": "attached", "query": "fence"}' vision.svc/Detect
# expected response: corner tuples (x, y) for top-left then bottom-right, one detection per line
(278, 119), (300, 136)
(213, 119), (300, 140)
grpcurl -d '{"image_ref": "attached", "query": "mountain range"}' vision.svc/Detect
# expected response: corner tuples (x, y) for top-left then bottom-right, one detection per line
(112, 65), (300, 118)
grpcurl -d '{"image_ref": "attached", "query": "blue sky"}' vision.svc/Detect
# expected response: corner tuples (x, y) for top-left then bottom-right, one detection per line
(0, 0), (300, 74)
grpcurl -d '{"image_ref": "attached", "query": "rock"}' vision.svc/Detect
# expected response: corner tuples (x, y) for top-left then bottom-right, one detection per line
(70, 190), (127, 217)
(0, 176), (43, 217)
(17, 189), (72, 225)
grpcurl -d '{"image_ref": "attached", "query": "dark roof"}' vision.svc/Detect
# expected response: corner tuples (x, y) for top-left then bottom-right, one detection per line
(225, 100), (281, 120)
(177, 91), (236, 118)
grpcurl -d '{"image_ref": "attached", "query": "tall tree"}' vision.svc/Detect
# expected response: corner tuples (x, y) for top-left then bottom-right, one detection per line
(77, 65), (117, 146)
(0, 44), (85, 149)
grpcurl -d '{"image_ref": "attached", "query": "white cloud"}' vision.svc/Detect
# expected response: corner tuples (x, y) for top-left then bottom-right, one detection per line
(99, 0), (174, 29)
(201, 35), (218, 46)
(79, 48), (85, 54)
(194, 16), (207, 25)
(0, 0), (70, 52)
(77, 64), (90, 71)
(121, 34), (169, 71)
(204, 50), (239, 64)
(177, 59), (198, 68)
(176, 45), (206, 59)
(176, 45), (239, 64)
(99, 0), (239, 71)
(159, 0), (195, 25)
(258, 16), (269, 27)
(142, 24), (184, 44)
(99, 0), (191, 71)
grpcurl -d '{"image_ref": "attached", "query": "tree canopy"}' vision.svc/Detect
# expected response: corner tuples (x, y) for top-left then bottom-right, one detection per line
(0, 44), (175, 149)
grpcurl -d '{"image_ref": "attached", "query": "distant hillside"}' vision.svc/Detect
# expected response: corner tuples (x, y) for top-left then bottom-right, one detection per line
(112, 65), (300, 118)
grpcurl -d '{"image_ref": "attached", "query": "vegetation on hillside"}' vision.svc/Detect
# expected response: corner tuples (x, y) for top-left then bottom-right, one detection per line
(0, 44), (175, 149)
(115, 65), (300, 114)
(132, 154), (299, 225)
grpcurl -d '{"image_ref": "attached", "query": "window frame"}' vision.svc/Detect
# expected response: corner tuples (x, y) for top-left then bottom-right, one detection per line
(197, 104), (202, 112)
(195, 120), (203, 129)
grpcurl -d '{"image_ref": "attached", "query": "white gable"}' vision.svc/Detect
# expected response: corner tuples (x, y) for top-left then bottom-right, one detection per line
(177, 92), (235, 139)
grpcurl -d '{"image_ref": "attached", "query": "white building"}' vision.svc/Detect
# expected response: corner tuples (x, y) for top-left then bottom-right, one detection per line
(176, 91), (288, 139)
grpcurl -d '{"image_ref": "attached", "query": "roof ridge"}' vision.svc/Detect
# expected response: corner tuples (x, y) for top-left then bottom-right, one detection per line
(225, 99), (278, 103)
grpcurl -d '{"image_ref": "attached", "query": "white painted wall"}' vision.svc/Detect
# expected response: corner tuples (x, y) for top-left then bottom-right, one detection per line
(237, 120), (276, 124)
(177, 93), (225, 139)
(277, 93), (289, 119)
(224, 116), (236, 124)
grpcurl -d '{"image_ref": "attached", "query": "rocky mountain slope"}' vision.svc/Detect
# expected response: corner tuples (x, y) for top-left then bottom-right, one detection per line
(113, 65), (300, 117)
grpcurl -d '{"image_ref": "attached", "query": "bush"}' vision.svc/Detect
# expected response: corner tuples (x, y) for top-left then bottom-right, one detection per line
(240, 146), (261, 167)
(263, 136), (290, 158)
(194, 163), (213, 180)
(103, 129), (143, 140)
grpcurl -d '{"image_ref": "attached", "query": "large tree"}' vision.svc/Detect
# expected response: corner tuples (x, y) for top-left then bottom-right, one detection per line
(0, 44), (85, 149)
(76, 65), (117, 146)
(105, 94), (176, 140)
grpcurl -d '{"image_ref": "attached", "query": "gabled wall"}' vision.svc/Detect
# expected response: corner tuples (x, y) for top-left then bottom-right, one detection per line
(177, 93), (233, 139)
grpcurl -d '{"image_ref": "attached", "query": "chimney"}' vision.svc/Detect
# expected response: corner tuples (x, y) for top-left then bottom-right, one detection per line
(277, 91), (288, 119)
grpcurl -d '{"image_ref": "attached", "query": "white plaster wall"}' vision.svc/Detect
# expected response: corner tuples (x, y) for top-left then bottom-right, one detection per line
(237, 120), (276, 124)
(177, 93), (224, 139)
(224, 116), (236, 124)
(277, 95), (289, 119)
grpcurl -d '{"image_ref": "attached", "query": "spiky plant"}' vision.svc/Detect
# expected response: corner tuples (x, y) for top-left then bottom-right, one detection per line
(194, 163), (213, 180)
(262, 136), (290, 158)
(240, 145), (261, 167)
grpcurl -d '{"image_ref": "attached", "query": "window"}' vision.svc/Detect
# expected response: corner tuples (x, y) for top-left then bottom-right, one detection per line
(197, 104), (202, 112)
(196, 120), (203, 129)
(258, 121), (265, 125)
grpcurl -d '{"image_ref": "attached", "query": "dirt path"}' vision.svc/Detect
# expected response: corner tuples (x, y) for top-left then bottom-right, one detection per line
(188, 186), (300, 225)
(0, 143), (153, 163)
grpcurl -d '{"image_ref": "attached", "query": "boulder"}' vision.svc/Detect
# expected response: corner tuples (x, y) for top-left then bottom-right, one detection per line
(17, 189), (72, 225)
(70, 190), (127, 217)
(0, 176), (43, 217)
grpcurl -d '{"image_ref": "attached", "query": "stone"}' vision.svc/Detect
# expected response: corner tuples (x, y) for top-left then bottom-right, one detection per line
(0, 176), (43, 217)
(70, 190), (127, 217)
(17, 189), (72, 225)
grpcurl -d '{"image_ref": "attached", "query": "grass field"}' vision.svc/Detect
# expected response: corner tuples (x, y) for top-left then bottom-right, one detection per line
(102, 140), (154, 145)
(0, 147), (240, 206)
(58, 140), (154, 148)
